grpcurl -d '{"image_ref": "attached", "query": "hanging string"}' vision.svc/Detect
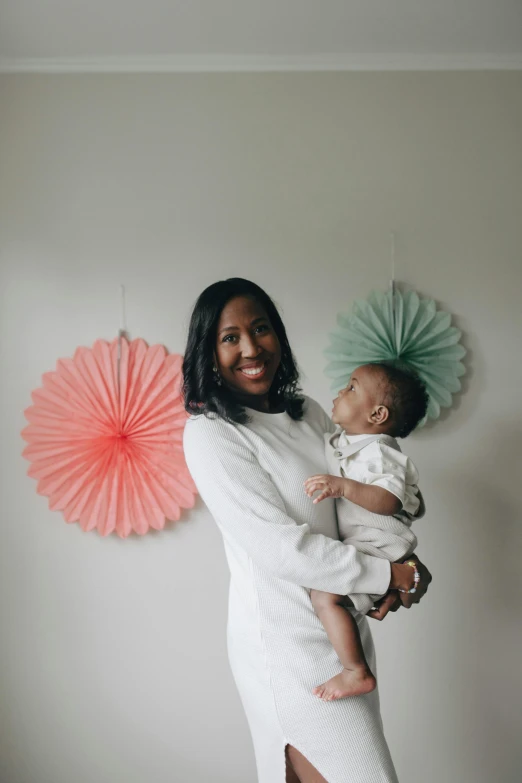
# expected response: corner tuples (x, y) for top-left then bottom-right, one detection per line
(120, 284), (127, 336)
(389, 231), (396, 294)
(389, 232), (397, 357)
(117, 285), (127, 424)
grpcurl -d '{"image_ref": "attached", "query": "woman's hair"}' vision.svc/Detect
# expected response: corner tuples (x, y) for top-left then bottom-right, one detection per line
(371, 362), (429, 438)
(182, 278), (304, 424)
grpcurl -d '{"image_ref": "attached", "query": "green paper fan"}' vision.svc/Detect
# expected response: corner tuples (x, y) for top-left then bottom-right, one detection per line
(324, 289), (466, 424)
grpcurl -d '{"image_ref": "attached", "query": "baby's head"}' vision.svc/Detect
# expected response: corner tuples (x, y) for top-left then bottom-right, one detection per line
(332, 363), (429, 438)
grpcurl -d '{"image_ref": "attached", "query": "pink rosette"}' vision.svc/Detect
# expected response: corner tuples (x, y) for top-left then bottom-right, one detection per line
(22, 337), (197, 537)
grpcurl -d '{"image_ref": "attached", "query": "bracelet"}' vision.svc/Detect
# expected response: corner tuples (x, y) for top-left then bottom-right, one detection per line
(398, 560), (421, 594)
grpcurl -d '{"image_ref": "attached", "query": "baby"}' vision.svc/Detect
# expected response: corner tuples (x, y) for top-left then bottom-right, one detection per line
(304, 362), (428, 701)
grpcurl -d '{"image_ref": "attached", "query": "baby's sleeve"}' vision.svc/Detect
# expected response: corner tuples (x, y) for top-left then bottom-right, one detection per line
(361, 441), (420, 514)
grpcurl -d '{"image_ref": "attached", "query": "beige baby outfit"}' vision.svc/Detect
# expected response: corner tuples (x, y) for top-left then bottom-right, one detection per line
(325, 429), (425, 614)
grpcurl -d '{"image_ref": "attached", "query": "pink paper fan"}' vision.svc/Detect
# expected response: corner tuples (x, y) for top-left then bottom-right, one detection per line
(22, 337), (197, 537)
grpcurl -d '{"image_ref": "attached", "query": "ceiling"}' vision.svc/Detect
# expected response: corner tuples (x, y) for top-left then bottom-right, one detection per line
(1, 0), (521, 71)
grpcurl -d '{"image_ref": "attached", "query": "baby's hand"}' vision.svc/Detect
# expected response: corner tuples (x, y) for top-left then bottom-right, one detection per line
(304, 474), (346, 504)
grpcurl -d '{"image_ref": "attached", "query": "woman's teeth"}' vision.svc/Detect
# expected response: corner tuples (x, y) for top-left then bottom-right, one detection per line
(241, 365), (265, 376)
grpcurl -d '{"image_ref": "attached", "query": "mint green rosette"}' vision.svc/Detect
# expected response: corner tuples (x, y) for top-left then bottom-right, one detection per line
(324, 289), (466, 424)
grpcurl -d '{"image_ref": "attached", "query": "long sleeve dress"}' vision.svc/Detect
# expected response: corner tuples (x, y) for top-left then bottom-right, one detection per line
(183, 396), (399, 783)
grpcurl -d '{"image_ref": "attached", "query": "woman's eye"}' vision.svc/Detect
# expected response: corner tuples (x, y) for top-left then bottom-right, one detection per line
(349, 385), (355, 392)
(222, 325), (268, 343)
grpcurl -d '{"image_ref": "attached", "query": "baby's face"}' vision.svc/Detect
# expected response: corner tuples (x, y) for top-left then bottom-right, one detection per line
(331, 364), (385, 433)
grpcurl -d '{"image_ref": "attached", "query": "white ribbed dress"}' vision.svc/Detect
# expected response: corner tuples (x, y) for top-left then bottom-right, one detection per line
(183, 396), (399, 783)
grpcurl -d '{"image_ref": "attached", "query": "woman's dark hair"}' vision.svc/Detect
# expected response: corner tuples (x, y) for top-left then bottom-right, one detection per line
(372, 362), (429, 438)
(182, 278), (304, 424)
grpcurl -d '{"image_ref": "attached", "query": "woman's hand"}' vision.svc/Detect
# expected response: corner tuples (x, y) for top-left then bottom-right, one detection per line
(368, 555), (432, 620)
(367, 592), (401, 620)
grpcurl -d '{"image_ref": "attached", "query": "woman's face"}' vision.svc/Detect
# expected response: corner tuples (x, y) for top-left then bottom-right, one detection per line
(214, 296), (282, 403)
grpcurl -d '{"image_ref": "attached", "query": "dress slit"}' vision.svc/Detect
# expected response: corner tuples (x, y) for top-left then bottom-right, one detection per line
(285, 742), (331, 783)
(284, 744), (301, 783)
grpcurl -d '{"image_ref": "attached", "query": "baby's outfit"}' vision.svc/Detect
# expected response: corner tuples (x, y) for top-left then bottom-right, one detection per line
(325, 429), (425, 614)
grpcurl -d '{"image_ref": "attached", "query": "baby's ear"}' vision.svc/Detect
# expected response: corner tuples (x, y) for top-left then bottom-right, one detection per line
(370, 405), (389, 425)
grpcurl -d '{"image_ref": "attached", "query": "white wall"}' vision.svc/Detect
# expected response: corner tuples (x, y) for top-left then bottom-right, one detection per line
(1, 72), (521, 783)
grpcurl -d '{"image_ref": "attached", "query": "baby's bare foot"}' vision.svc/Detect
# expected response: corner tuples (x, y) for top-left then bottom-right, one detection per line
(313, 667), (376, 701)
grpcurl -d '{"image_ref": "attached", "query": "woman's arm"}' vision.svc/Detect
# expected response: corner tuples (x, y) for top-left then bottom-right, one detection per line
(183, 416), (392, 597)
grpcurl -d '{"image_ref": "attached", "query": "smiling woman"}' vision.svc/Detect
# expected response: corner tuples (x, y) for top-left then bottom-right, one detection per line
(214, 297), (283, 408)
(181, 278), (431, 783)
(182, 278), (304, 424)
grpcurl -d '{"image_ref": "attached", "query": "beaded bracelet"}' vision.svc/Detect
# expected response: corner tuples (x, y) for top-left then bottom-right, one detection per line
(398, 560), (421, 594)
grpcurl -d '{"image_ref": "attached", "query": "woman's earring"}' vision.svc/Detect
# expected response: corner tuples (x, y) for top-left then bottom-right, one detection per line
(212, 365), (222, 386)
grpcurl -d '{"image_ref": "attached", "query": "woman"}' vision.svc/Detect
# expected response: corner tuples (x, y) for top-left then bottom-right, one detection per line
(182, 278), (432, 783)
